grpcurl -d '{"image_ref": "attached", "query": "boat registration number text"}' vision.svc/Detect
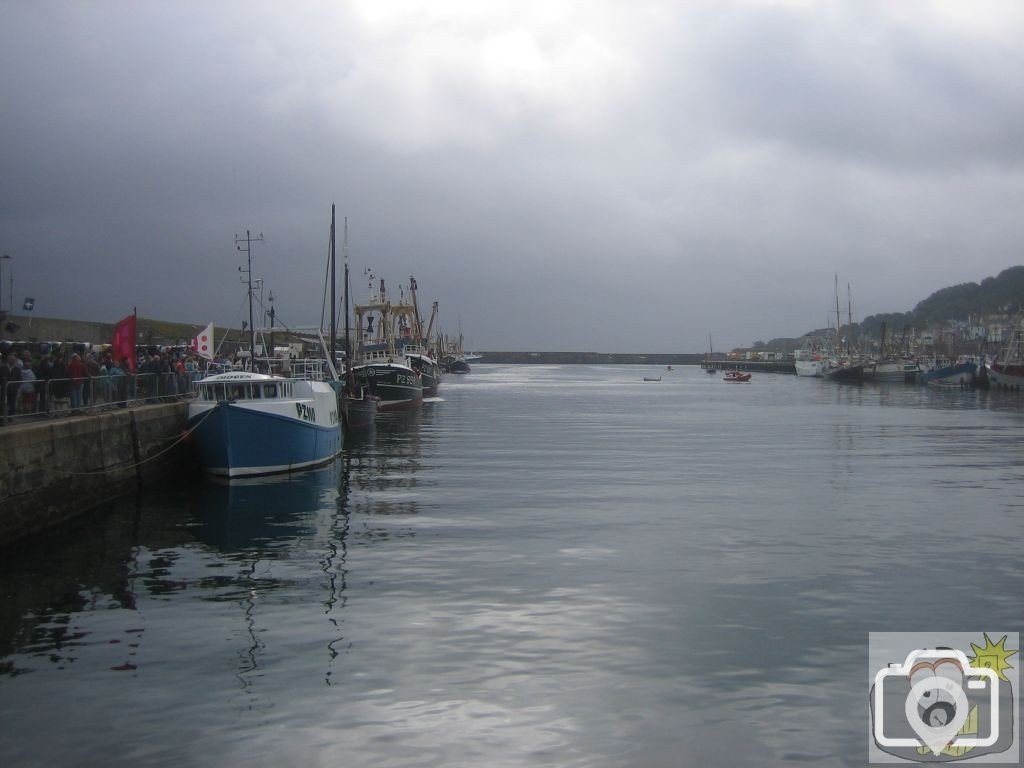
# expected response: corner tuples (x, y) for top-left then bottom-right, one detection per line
(296, 403), (339, 425)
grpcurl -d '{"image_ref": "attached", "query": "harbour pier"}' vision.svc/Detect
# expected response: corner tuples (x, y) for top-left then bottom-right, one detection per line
(0, 403), (194, 547)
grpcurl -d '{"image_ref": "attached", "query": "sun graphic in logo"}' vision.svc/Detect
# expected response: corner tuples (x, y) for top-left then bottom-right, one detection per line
(969, 633), (1018, 683)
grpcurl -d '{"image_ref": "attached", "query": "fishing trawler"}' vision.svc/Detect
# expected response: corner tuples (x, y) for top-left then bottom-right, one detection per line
(989, 320), (1024, 391)
(794, 336), (829, 378)
(351, 276), (424, 411)
(188, 365), (342, 478)
(392, 277), (443, 397)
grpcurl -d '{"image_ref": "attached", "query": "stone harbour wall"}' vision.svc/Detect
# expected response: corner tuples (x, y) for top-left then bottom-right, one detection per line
(0, 403), (195, 546)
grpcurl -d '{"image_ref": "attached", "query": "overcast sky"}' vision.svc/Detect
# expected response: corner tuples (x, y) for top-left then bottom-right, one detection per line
(2, 1), (1022, 351)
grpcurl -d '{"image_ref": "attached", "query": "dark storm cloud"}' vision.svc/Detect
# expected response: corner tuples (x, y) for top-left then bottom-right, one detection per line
(1, 1), (1022, 352)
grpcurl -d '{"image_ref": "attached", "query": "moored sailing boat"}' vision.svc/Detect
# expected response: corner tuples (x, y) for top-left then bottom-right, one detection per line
(861, 322), (919, 382)
(824, 276), (863, 383)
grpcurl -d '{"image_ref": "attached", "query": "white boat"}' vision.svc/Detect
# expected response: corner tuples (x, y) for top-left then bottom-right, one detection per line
(188, 370), (342, 477)
(794, 337), (828, 378)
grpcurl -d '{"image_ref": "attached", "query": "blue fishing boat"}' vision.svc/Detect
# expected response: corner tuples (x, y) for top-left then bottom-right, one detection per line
(188, 220), (344, 477)
(918, 360), (977, 387)
(188, 370), (342, 477)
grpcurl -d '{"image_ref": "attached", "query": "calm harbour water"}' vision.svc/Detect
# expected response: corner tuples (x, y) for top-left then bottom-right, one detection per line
(2, 364), (1022, 767)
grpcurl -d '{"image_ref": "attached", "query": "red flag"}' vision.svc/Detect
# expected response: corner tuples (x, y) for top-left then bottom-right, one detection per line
(112, 313), (137, 373)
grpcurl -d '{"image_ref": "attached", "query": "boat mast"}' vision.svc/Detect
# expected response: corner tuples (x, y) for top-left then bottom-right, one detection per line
(835, 274), (842, 356)
(847, 283), (853, 356)
(343, 218), (352, 383)
(236, 229), (263, 369)
(425, 301), (438, 351)
(409, 276), (424, 343)
(330, 205), (337, 368)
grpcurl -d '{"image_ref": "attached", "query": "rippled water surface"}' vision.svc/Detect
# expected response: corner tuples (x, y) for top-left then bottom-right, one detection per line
(2, 365), (1023, 766)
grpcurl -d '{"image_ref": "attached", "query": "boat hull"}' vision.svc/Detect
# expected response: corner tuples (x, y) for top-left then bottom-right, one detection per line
(351, 362), (423, 411)
(989, 361), (1024, 391)
(826, 363), (864, 382)
(405, 353), (442, 397)
(863, 359), (920, 383)
(795, 358), (827, 377)
(443, 356), (471, 374)
(919, 362), (977, 387)
(188, 395), (342, 478)
(342, 392), (379, 429)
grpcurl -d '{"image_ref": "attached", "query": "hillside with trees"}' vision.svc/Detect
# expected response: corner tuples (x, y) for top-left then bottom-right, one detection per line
(756, 266), (1023, 352)
(859, 265), (1024, 337)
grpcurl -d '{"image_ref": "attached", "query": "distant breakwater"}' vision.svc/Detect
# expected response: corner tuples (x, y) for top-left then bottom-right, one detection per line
(479, 352), (703, 365)
(0, 316), (717, 362)
(0, 315), (743, 365)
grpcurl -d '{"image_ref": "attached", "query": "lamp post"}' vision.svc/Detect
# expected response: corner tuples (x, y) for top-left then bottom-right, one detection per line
(0, 255), (9, 313)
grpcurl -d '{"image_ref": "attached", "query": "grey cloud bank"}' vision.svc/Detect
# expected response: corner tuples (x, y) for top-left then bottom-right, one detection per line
(1, 1), (1022, 351)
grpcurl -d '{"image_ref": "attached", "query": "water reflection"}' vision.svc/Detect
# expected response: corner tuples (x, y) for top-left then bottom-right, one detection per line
(3, 368), (1022, 767)
(187, 466), (343, 553)
(0, 464), (354, 688)
(345, 409), (435, 533)
(0, 497), (149, 677)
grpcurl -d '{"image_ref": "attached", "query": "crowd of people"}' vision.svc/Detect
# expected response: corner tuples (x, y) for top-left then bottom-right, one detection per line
(0, 343), (215, 425)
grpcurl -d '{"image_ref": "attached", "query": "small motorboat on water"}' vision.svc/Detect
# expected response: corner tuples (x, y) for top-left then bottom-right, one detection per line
(723, 371), (751, 382)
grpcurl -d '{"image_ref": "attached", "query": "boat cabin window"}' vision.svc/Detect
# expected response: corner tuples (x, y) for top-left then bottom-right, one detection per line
(202, 383), (228, 402)
(202, 382), (282, 401)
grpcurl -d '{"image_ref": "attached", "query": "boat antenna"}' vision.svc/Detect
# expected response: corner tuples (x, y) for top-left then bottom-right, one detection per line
(330, 205), (337, 368)
(236, 229), (263, 370)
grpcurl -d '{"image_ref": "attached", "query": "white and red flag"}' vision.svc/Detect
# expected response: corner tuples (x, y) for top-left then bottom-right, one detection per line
(193, 322), (214, 360)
